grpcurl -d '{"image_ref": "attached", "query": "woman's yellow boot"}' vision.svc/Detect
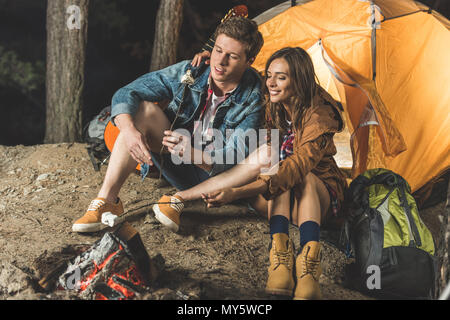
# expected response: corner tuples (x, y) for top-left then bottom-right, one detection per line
(265, 233), (295, 296)
(294, 241), (322, 300)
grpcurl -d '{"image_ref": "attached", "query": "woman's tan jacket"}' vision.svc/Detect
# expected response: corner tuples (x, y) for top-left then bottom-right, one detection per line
(258, 87), (347, 207)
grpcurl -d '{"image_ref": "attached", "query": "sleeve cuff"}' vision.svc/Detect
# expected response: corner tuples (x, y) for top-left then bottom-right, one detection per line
(110, 103), (137, 126)
(257, 174), (281, 200)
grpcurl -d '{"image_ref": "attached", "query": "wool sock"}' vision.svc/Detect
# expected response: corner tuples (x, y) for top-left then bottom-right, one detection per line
(269, 215), (289, 240)
(299, 221), (320, 250)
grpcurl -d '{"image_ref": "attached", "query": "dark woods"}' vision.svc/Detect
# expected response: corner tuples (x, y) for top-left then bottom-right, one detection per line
(0, 0), (448, 146)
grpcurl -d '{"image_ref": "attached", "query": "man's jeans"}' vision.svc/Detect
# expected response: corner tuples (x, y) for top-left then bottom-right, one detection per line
(146, 152), (210, 191)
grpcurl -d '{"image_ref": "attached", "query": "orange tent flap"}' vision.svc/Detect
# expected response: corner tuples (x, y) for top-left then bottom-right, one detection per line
(253, 0), (374, 72)
(375, 12), (450, 191)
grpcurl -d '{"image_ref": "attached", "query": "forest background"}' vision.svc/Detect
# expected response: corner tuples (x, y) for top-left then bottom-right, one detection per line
(0, 0), (448, 146)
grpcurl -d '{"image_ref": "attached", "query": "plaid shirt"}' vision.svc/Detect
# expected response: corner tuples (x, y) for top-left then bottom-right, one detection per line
(280, 127), (295, 161)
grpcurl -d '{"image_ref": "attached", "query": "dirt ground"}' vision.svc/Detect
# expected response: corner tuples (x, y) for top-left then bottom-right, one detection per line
(0, 143), (446, 300)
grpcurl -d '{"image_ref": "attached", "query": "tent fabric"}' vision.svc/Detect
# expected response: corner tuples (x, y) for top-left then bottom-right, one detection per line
(252, 0), (450, 193)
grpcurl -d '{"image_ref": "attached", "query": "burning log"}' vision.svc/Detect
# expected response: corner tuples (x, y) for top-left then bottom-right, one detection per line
(38, 222), (158, 300)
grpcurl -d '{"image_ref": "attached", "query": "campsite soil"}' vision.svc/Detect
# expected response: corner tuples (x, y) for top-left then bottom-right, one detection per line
(0, 143), (445, 300)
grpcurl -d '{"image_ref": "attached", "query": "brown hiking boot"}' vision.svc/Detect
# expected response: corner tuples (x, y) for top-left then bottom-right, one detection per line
(294, 241), (322, 300)
(265, 233), (295, 296)
(72, 198), (124, 233)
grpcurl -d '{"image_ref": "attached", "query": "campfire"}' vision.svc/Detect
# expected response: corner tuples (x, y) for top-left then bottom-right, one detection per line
(37, 223), (158, 300)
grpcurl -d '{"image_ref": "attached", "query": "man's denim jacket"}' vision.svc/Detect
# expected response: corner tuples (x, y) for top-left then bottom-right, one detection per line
(111, 60), (264, 176)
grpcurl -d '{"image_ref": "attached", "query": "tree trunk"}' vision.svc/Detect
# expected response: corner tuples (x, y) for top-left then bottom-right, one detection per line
(45, 0), (89, 143)
(150, 0), (184, 72)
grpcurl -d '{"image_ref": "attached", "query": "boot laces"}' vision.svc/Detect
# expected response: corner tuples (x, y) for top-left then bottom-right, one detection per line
(300, 251), (320, 279)
(273, 242), (293, 269)
(87, 199), (106, 211)
(274, 251), (292, 269)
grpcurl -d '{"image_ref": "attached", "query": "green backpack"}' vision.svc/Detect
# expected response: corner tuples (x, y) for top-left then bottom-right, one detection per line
(340, 168), (437, 299)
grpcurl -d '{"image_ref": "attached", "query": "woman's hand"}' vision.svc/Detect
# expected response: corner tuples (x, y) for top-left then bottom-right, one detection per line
(202, 189), (237, 208)
(191, 50), (211, 67)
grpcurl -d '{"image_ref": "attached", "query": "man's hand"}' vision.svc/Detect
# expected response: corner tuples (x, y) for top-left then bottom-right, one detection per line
(163, 130), (214, 172)
(191, 50), (211, 67)
(162, 130), (191, 159)
(121, 126), (153, 166)
(115, 114), (152, 165)
(201, 188), (237, 208)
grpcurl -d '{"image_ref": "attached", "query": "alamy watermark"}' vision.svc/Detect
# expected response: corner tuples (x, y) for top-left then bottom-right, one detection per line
(366, 265), (381, 290)
(66, 5), (82, 30)
(65, 266), (81, 290)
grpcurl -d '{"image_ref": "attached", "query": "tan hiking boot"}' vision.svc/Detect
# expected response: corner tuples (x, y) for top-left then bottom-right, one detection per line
(294, 241), (322, 300)
(152, 195), (184, 232)
(265, 233), (295, 296)
(72, 198), (124, 233)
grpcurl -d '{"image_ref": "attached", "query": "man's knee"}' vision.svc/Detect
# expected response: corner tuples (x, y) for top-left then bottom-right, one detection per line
(134, 101), (163, 131)
(136, 101), (160, 119)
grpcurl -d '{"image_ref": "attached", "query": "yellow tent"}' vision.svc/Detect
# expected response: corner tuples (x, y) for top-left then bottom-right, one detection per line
(252, 0), (450, 195)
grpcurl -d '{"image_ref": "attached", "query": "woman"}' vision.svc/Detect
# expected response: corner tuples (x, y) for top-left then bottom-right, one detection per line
(162, 47), (347, 300)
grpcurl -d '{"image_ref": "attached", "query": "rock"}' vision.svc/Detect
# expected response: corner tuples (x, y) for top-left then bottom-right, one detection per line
(23, 187), (34, 196)
(35, 174), (51, 187)
(36, 174), (49, 181)
(0, 262), (32, 296)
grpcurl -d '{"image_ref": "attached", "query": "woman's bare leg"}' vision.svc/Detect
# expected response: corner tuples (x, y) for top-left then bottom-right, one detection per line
(176, 143), (274, 201)
(291, 173), (330, 300)
(291, 172), (330, 227)
(267, 190), (291, 221)
(248, 195), (268, 216)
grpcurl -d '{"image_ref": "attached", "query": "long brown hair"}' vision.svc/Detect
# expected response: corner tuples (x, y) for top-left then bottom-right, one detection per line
(263, 47), (318, 139)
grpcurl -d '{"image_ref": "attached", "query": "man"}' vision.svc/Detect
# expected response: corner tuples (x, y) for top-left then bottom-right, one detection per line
(72, 17), (264, 233)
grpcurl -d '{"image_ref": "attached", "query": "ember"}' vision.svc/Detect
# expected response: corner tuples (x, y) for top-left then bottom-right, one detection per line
(45, 223), (157, 300)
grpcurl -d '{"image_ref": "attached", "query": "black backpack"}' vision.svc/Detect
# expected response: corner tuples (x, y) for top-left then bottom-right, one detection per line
(340, 168), (437, 299)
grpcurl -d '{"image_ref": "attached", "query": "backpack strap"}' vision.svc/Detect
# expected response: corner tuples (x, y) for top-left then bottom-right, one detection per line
(348, 174), (371, 209)
(398, 179), (422, 247)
